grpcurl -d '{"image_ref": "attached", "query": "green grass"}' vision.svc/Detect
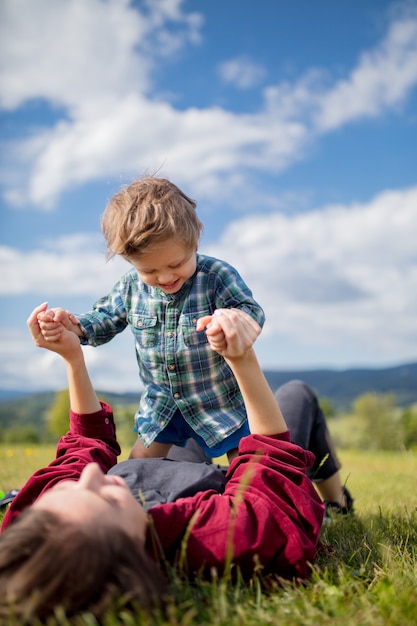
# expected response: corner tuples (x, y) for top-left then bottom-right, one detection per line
(1, 445), (417, 625)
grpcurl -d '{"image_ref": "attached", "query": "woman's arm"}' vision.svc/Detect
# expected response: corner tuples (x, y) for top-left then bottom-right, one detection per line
(29, 303), (101, 415)
(196, 309), (287, 436)
(1, 305), (119, 531)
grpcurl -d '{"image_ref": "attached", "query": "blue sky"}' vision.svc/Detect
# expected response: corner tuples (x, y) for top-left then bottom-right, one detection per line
(1, 0), (417, 393)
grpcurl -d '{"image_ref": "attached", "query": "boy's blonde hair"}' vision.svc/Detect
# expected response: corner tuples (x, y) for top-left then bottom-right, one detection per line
(101, 177), (202, 259)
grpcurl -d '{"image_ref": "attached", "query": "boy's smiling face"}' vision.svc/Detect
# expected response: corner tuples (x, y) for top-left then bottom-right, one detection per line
(130, 240), (197, 293)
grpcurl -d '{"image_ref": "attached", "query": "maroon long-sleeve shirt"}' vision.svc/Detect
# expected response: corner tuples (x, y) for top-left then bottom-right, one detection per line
(1, 403), (324, 580)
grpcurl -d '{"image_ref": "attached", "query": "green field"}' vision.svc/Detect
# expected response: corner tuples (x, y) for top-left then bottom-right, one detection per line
(2, 444), (416, 515)
(1, 445), (416, 625)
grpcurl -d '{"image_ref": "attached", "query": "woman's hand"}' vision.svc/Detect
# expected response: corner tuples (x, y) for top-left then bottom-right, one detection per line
(29, 304), (101, 414)
(28, 303), (82, 361)
(196, 309), (261, 360)
(199, 309), (287, 436)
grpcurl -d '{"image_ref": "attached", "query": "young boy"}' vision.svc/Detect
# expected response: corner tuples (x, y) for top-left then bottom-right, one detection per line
(39, 177), (265, 460)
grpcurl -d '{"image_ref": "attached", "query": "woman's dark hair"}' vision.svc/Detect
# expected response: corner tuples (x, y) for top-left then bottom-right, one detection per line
(0, 508), (167, 621)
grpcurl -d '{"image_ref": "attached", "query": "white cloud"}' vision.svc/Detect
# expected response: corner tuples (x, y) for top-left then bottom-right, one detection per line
(0, 0), (149, 110)
(0, 328), (64, 390)
(263, 5), (417, 132)
(0, 234), (130, 295)
(0, 326), (141, 392)
(218, 56), (267, 89)
(0, 0), (202, 111)
(6, 94), (308, 208)
(315, 3), (417, 130)
(1, 1), (417, 210)
(202, 185), (417, 368)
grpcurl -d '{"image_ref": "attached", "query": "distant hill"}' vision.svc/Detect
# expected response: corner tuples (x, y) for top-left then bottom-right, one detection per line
(0, 390), (141, 434)
(0, 362), (416, 434)
(264, 361), (417, 410)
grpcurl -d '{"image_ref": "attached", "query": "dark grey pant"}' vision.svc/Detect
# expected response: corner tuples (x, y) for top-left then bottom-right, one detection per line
(169, 379), (341, 482)
(274, 380), (341, 482)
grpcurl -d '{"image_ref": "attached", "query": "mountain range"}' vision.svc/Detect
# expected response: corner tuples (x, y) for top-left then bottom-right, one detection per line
(263, 361), (417, 409)
(0, 361), (416, 435)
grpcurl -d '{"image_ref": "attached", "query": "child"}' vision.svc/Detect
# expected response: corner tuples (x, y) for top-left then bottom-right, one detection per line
(39, 177), (265, 461)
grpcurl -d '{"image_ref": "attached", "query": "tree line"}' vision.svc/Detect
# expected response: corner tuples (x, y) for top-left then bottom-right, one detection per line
(1, 389), (417, 452)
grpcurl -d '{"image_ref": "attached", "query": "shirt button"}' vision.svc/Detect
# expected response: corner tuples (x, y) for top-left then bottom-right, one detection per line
(174, 393), (180, 399)
(104, 418), (109, 424)
(137, 320), (143, 327)
(192, 317), (197, 324)
(167, 331), (174, 338)
(168, 364), (175, 371)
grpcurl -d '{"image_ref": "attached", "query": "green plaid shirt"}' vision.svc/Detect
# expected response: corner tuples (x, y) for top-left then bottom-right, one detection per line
(78, 254), (265, 448)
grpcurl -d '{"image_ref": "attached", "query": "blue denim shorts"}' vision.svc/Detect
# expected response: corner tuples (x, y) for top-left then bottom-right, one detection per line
(154, 409), (250, 457)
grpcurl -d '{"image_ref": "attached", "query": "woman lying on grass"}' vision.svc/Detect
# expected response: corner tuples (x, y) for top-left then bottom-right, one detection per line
(0, 303), (324, 621)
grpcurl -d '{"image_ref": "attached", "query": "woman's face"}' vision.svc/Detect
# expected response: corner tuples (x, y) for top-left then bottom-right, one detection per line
(33, 463), (148, 543)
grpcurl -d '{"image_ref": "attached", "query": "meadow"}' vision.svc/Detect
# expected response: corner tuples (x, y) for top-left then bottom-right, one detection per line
(1, 443), (416, 625)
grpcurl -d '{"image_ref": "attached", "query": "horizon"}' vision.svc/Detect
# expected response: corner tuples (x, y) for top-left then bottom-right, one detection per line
(1, 358), (416, 400)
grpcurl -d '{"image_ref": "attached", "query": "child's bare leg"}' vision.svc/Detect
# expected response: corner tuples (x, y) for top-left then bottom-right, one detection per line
(129, 439), (172, 459)
(227, 447), (238, 462)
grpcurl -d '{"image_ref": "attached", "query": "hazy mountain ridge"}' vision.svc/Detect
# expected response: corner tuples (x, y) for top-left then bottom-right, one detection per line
(263, 361), (417, 409)
(1, 362), (416, 434)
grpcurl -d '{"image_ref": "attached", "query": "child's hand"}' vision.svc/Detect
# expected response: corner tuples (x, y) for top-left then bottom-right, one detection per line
(28, 303), (83, 359)
(197, 309), (261, 359)
(196, 311), (227, 353)
(37, 307), (81, 342)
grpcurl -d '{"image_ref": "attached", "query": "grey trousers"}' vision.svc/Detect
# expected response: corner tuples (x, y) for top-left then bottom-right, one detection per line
(274, 380), (341, 482)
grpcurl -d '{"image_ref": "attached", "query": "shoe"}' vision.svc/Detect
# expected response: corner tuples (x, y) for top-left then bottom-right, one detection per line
(324, 486), (354, 519)
(0, 489), (19, 509)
